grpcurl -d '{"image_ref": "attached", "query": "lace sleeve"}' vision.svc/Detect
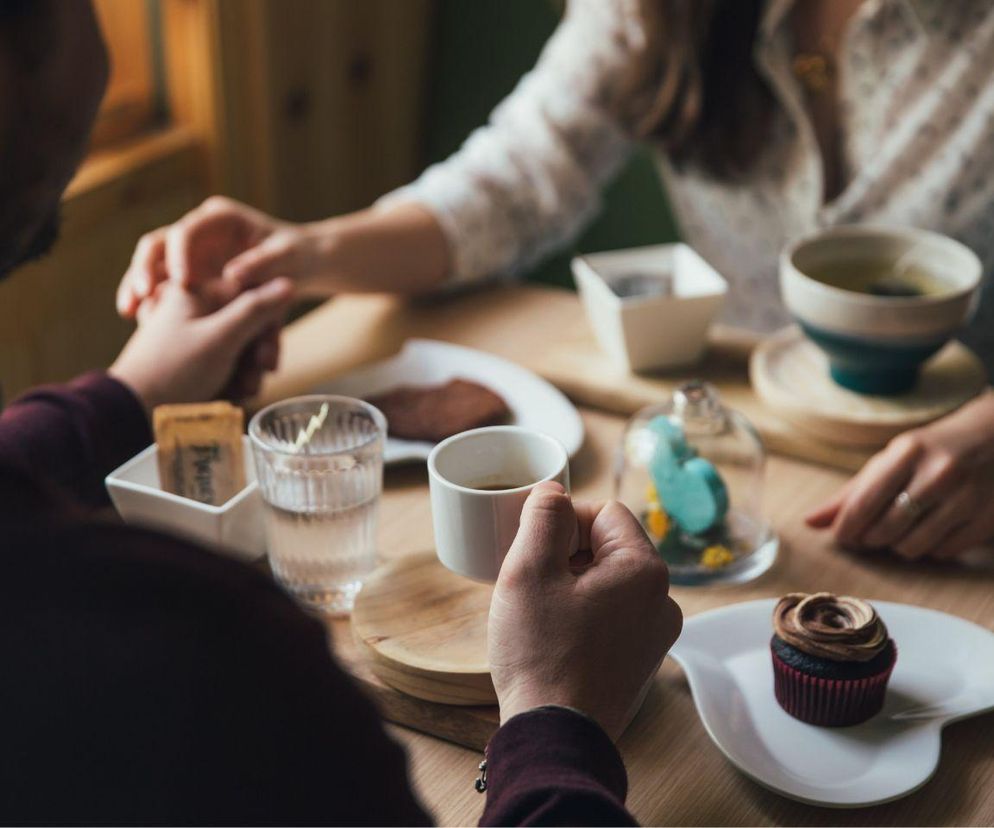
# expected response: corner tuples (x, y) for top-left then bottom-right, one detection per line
(379, 0), (639, 283)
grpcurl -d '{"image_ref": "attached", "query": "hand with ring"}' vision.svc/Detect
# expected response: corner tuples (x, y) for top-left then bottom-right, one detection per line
(806, 390), (994, 560)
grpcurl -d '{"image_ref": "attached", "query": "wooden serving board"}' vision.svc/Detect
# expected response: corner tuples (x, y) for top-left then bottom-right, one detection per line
(532, 324), (875, 473)
(751, 327), (988, 448)
(331, 633), (497, 753)
(327, 604), (498, 751)
(351, 552), (496, 706)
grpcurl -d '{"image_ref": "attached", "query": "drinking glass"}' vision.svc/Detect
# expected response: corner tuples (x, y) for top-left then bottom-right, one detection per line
(249, 395), (386, 614)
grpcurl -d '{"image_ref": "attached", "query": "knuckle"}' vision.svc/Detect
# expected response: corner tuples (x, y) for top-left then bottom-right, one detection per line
(527, 486), (569, 513)
(889, 431), (923, 459)
(203, 195), (234, 212)
(929, 451), (964, 485)
(633, 552), (669, 593)
(601, 500), (642, 533)
(495, 555), (532, 592)
(893, 536), (925, 559)
(267, 231), (293, 251)
(243, 291), (267, 312)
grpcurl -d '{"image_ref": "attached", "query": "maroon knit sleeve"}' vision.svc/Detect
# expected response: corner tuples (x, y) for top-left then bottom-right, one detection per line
(480, 707), (637, 827)
(0, 371), (151, 509)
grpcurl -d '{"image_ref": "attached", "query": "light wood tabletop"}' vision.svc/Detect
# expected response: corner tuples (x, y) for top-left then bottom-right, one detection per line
(261, 285), (994, 827)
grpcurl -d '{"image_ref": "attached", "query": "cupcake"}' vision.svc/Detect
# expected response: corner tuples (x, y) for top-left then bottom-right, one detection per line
(771, 592), (896, 727)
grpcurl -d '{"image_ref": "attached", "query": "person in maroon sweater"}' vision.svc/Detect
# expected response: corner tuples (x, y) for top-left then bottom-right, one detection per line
(0, 1), (683, 824)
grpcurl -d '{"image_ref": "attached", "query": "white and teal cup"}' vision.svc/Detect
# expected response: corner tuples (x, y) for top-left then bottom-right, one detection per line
(780, 225), (983, 395)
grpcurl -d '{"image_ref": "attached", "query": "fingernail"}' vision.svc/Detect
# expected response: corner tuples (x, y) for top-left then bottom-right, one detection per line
(263, 277), (292, 297)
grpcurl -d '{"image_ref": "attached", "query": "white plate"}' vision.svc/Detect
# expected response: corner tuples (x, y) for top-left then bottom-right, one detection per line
(315, 339), (585, 465)
(669, 599), (994, 808)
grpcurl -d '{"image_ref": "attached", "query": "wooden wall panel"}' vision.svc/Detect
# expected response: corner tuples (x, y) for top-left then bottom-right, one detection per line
(0, 131), (205, 400)
(91, 0), (157, 148)
(241, 0), (434, 220)
(165, 0), (434, 219)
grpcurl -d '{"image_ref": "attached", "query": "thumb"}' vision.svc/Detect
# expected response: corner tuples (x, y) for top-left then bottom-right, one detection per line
(503, 481), (579, 577)
(207, 278), (294, 352)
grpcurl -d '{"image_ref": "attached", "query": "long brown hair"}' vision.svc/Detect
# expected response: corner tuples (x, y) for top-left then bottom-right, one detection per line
(623, 0), (773, 180)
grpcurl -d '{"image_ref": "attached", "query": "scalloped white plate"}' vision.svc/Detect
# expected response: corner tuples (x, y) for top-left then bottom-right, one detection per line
(315, 339), (585, 465)
(669, 599), (994, 807)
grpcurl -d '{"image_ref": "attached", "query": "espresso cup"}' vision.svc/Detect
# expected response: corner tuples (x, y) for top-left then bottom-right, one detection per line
(427, 426), (570, 582)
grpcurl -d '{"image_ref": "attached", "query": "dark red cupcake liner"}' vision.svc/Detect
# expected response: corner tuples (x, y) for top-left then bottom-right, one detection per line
(772, 645), (897, 727)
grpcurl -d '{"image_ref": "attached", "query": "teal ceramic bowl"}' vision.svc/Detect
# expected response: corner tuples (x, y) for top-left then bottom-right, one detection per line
(780, 226), (982, 395)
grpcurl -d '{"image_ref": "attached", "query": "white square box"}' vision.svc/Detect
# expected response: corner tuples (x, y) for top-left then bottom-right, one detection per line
(105, 436), (266, 563)
(573, 243), (728, 372)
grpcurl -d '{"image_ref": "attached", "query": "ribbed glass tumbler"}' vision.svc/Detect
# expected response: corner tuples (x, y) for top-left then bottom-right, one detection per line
(249, 395), (386, 615)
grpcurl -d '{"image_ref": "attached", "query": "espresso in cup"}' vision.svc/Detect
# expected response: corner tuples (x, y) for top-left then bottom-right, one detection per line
(467, 477), (537, 491)
(427, 426), (570, 582)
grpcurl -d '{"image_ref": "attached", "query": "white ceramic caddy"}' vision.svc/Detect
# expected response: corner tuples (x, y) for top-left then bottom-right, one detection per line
(573, 243), (728, 372)
(316, 338), (585, 464)
(105, 435), (265, 563)
(669, 598), (994, 807)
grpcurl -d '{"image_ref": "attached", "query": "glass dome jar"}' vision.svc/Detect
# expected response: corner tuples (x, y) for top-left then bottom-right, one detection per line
(615, 380), (777, 585)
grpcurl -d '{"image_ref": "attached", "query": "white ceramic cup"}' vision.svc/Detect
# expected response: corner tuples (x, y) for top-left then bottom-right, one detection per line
(427, 426), (570, 582)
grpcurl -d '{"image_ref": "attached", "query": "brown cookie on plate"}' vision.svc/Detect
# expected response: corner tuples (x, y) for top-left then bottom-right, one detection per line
(367, 378), (511, 443)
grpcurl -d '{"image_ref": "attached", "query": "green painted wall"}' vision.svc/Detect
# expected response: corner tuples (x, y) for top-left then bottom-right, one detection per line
(422, 0), (680, 288)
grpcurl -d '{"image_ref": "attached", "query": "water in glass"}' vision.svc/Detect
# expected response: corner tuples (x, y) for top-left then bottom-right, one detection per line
(250, 396), (385, 614)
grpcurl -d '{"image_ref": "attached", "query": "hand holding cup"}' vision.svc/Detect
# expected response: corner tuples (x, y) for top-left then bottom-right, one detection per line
(489, 482), (683, 741)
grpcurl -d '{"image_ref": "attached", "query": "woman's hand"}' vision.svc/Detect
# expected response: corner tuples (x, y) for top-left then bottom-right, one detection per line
(116, 196), (322, 318)
(109, 278), (294, 413)
(117, 198), (451, 319)
(806, 390), (994, 560)
(489, 482), (683, 741)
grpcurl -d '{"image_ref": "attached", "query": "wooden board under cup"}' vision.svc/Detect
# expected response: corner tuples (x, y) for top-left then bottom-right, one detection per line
(351, 551), (497, 707)
(750, 326), (987, 449)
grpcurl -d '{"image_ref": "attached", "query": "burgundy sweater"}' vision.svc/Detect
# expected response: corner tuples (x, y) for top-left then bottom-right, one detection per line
(0, 371), (635, 826)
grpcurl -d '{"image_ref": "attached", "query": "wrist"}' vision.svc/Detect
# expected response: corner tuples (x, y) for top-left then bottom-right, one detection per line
(502, 703), (601, 729)
(498, 685), (607, 734)
(107, 357), (159, 416)
(308, 204), (450, 294)
(929, 388), (994, 459)
(293, 214), (363, 295)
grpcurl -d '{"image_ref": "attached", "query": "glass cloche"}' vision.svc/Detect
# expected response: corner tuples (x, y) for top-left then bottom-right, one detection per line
(615, 381), (777, 586)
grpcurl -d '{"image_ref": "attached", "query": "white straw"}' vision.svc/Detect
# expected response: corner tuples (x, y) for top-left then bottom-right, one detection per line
(292, 402), (330, 453)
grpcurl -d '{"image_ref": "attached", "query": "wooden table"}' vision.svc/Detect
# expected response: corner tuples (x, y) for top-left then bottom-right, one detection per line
(261, 285), (994, 827)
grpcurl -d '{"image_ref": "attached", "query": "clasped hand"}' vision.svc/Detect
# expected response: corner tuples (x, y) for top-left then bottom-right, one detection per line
(111, 196), (310, 410)
(492, 482), (683, 740)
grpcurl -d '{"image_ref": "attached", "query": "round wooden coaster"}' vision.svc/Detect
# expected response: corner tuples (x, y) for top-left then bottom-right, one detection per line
(351, 551), (496, 705)
(750, 327), (987, 449)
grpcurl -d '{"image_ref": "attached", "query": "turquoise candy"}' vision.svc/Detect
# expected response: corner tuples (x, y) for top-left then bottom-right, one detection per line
(647, 415), (729, 535)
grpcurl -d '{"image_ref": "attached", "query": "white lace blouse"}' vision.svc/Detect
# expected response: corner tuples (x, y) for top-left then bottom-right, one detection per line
(382, 0), (994, 371)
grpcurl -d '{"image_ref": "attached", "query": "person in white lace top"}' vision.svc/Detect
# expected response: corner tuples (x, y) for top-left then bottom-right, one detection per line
(120, 0), (994, 560)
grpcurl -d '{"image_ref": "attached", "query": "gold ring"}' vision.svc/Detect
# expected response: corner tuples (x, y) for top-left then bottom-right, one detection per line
(895, 491), (924, 523)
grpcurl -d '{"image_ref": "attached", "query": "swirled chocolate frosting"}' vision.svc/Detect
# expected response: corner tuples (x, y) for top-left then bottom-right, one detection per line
(773, 592), (889, 662)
